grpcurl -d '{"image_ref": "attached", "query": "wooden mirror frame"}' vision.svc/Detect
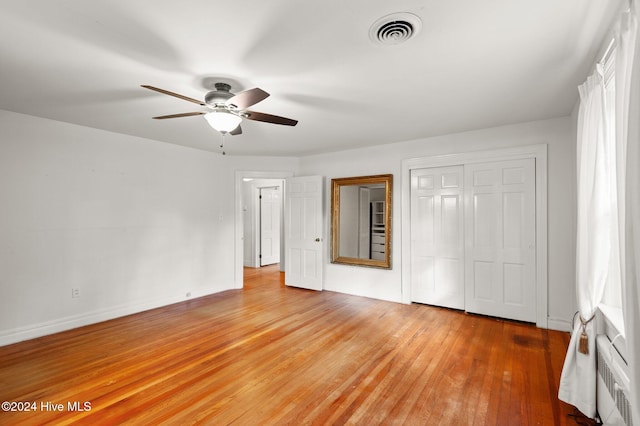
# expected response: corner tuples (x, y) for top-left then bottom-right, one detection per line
(331, 174), (392, 269)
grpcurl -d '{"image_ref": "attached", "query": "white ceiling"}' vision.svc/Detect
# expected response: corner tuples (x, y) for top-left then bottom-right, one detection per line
(0, 0), (623, 156)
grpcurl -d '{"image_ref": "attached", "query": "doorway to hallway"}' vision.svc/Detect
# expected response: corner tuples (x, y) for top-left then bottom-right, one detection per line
(235, 170), (293, 289)
(241, 178), (284, 269)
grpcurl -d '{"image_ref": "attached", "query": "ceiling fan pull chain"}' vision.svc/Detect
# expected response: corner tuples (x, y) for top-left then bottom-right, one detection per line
(220, 133), (226, 155)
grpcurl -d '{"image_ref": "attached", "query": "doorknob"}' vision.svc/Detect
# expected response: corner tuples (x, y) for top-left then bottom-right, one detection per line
(315, 238), (321, 242)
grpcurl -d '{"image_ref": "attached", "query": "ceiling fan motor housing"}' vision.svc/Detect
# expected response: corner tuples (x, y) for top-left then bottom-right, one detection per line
(204, 83), (234, 107)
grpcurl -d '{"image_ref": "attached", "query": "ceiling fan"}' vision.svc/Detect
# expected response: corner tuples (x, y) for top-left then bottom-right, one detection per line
(141, 83), (298, 135)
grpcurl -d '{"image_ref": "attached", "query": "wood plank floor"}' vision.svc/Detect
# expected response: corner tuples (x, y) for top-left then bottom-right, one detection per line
(0, 265), (580, 425)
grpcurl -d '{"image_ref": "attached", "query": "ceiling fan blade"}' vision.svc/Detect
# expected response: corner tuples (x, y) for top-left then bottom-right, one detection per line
(152, 112), (206, 119)
(227, 88), (269, 109)
(142, 85), (205, 106)
(230, 125), (243, 135)
(242, 110), (298, 126)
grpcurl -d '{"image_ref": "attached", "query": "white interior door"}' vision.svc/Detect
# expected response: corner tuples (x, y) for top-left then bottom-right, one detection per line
(260, 187), (281, 266)
(464, 158), (536, 322)
(410, 166), (465, 310)
(285, 176), (323, 290)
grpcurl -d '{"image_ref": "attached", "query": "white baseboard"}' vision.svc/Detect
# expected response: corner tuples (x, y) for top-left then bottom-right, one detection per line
(547, 317), (573, 332)
(0, 288), (224, 347)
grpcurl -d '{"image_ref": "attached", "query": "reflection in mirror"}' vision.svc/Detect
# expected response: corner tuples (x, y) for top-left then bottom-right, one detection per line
(331, 174), (392, 269)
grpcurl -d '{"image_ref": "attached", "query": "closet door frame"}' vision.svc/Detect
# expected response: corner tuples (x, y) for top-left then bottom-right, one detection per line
(401, 144), (548, 328)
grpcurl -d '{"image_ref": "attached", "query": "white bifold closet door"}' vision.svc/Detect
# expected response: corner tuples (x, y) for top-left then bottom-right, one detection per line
(464, 158), (536, 323)
(410, 166), (465, 310)
(410, 158), (536, 323)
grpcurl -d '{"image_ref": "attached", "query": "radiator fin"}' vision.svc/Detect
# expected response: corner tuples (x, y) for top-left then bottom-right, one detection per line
(597, 346), (633, 426)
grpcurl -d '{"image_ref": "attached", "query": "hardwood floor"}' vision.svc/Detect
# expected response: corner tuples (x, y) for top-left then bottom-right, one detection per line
(0, 265), (579, 425)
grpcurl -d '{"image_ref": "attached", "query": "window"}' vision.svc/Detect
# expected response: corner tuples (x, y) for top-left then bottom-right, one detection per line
(600, 39), (622, 310)
(597, 39), (626, 359)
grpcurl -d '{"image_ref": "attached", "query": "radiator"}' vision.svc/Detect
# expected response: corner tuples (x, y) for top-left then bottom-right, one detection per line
(597, 335), (633, 426)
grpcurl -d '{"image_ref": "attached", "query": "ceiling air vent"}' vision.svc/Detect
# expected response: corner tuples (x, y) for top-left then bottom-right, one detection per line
(369, 12), (422, 46)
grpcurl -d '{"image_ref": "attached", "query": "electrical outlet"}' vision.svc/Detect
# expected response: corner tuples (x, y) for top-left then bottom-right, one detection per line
(71, 288), (80, 298)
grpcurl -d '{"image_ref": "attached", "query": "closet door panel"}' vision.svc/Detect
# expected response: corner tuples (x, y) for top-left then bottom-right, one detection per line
(464, 159), (536, 322)
(410, 166), (464, 310)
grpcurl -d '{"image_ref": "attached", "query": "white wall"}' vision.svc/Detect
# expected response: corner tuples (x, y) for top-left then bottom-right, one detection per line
(242, 179), (254, 266)
(0, 110), (298, 345)
(298, 117), (576, 330)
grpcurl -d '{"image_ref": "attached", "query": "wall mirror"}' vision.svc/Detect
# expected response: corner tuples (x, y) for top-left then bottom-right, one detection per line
(331, 174), (392, 269)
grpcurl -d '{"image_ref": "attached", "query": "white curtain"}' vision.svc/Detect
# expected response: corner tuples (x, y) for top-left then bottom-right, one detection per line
(558, 66), (610, 418)
(560, 3), (640, 420)
(616, 2), (640, 423)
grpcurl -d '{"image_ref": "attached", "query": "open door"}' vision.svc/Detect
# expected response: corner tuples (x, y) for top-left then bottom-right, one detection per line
(285, 176), (323, 290)
(259, 186), (281, 266)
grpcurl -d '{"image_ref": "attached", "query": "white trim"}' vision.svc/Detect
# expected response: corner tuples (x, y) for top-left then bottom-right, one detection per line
(547, 317), (573, 332)
(401, 144), (549, 328)
(234, 170), (294, 288)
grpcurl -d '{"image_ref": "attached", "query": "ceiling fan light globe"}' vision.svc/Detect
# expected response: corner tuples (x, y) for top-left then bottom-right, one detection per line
(204, 112), (242, 133)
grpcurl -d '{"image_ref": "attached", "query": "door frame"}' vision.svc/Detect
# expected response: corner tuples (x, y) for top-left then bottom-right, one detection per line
(234, 170), (294, 289)
(401, 144), (548, 328)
